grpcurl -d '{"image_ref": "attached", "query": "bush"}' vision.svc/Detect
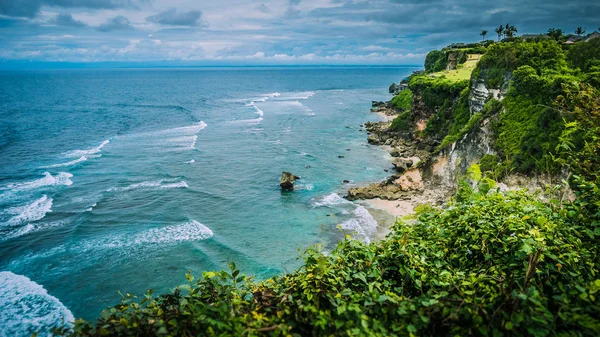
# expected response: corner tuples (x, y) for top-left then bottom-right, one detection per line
(424, 50), (448, 73)
(389, 110), (411, 132)
(390, 89), (412, 112)
(60, 187), (600, 337)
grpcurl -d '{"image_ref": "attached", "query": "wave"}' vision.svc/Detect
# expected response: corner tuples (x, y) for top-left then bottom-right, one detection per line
(312, 193), (351, 207)
(107, 179), (188, 192)
(78, 220), (213, 251)
(285, 91), (316, 100)
(2, 172), (73, 192)
(1, 219), (68, 242)
(262, 92), (280, 97)
(131, 220), (213, 245)
(64, 140), (109, 158)
(167, 121), (207, 136)
(0, 271), (74, 337)
(250, 102), (264, 117)
(42, 156), (89, 168)
(186, 159), (196, 164)
(339, 206), (378, 244)
(2, 195), (53, 227)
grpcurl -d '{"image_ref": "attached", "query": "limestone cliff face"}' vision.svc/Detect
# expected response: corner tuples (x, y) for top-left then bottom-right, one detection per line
(427, 71), (511, 187)
(468, 71), (511, 113)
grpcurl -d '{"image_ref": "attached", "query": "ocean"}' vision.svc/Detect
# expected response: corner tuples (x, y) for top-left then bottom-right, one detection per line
(0, 66), (417, 336)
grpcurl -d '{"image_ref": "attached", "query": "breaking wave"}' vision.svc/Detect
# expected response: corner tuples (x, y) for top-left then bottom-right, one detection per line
(312, 193), (351, 207)
(339, 206), (378, 244)
(0, 272), (74, 337)
(64, 140), (109, 158)
(2, 173), (73, 192)
(107, 179), (188, 193)
(2, 195), (52, 227)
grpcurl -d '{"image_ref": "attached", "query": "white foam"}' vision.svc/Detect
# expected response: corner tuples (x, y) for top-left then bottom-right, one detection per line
(64, 140), (109, 158)
(0, 271), (74, 337)
(340, 206), (378, 244)
(2, 196), (53, 227)
(262, 92), (280, 97)
(250, 102), (264, 117)
(283, 91), (315, 100)
(79, 220), (213, 252)
(190, 135), (198, 149)
(3, 172), (73, 192)
(296, 184), (314, 191)
(107, 179), (188, 192)
(169, 121), (207, 135)
(1, 220), (68, 242)
(134, 220), (213, 245)
(186, 159), (196, 164)
(312, 193), (351, 207)
(42, 156), (88, 168)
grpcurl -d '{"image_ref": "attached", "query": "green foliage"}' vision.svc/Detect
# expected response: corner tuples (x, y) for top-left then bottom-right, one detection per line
(482, 99), (503, 117)
(409, 75), (468, 110)
(436, 112), (482, 152)
(479, 154), (499, 173)
(476, 40), (567, 74)
(389, 110), (411, 132)
(390, 89), (412, 112)
(568, 38), (600, 73)
(62, 187), (600, 336)
(424, 50), (448, 73)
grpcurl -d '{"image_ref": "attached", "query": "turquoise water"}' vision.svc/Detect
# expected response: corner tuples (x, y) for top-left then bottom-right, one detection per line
(0, 66), (417, 335)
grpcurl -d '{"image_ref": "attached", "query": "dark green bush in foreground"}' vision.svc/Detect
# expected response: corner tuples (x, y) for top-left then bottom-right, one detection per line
(58, 179), (600, 336)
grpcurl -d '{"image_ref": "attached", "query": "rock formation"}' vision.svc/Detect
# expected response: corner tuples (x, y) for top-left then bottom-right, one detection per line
(280, 172), (300, 191)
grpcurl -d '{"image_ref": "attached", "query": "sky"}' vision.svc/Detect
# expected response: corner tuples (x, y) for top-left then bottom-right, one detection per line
(0, 0), (599, 66)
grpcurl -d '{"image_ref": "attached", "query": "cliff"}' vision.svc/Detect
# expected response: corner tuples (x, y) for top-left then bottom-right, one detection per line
(351, 38), (600, 202)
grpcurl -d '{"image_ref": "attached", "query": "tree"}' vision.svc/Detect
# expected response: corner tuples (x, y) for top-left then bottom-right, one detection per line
(576, 26), (586, 36)
(505, 24), (518, 38)
(547, 28), (563, 41)
(495, 25), (504, 41)
(480, 29), (488, 41)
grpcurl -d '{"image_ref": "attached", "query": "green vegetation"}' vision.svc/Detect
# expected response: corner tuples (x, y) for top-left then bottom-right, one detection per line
(473, 39), (600, 173)
(409, 75), (468, 110)
(424, 50), (447, 73)
(59, 167), (600, 336)
(389, 110), (411, 132)
(390, 89), (412, 111)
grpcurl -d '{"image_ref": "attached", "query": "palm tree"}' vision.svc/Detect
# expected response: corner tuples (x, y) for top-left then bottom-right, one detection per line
(505, 24), (517, 38)
(495, 25), (504, 41)
(547, 28), (563, 41)
(480, 29), (488, 41)
(575, 27), (586, 36)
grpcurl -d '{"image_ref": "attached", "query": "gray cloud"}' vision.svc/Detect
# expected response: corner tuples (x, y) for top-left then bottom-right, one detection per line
(0, 0), (146, 18)
(1, 0), (600, 65)
(97, 15), (134, 32)
(146, 8), (205, 27)
(48, 13), (86, 27)
(255, 3), (270, 13)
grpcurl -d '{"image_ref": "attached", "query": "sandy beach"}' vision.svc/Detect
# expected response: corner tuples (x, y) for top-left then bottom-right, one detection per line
(364, 198), (415, 217)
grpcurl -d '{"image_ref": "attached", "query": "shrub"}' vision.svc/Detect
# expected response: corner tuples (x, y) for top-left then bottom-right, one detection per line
(389, 110), (411, 132)
(60, 188), (600, 337)
(424, 50), (448, 73)
(390, 89), (412, 112)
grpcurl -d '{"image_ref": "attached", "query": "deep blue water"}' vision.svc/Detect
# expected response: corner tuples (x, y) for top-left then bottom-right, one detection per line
(0, 66), (417, 336)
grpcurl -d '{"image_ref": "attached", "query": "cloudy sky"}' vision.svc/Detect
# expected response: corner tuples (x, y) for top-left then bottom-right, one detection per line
(0, 0), (598, 66)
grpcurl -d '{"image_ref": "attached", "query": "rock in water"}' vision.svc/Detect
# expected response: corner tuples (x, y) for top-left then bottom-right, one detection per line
(280, 172), (300, 191)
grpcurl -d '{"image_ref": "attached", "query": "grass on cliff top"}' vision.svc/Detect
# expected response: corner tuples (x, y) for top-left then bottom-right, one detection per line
(431, 53), (480, 82)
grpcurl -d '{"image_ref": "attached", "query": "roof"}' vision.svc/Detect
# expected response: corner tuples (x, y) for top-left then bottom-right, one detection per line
(566, 35), (583, 43)
(585, 31), (600, 42)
